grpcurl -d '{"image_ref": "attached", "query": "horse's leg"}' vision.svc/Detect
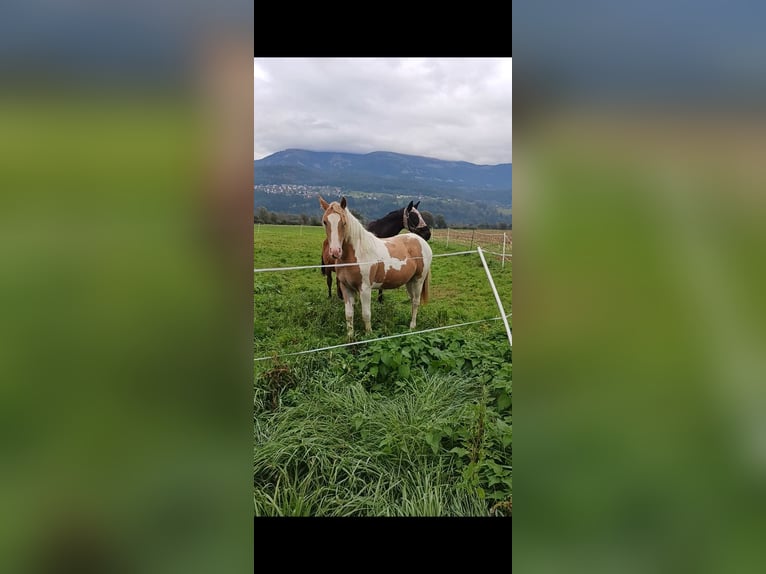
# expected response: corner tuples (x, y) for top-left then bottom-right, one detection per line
(360, 284), (373, 334)
(377, 289), (384, 303)
(322, 253), (332, 299)
(336, 276), (342, 299)
(340, 284), (356, 340)
(407, 278), (423, 329)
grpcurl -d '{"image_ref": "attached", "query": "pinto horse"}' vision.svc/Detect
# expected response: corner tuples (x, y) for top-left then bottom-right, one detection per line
(319, 196), (432, 340)
(320, 200), (430, 301)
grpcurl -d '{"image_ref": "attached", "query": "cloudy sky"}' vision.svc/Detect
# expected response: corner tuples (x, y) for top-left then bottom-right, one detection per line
(253, 58), (512, 166)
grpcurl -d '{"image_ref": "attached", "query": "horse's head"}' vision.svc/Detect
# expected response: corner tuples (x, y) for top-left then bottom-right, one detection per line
(405, 200), (431, 241)
(319, 195), (348, 259)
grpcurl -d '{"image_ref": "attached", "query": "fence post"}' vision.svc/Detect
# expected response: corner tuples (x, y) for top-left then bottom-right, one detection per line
(477, 246), (512, 348)
(469, 229), (475, 250)
(502, 233), (507, 269)
(446, 228), (450, 249)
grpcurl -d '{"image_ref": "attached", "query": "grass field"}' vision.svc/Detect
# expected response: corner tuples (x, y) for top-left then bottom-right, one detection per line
(254, 224), (512, 516)
(254, 224), (512, 358)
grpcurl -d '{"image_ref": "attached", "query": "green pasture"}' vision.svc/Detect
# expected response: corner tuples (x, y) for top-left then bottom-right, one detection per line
(254, 223), (512, 516)
(253, 224), (512, 359)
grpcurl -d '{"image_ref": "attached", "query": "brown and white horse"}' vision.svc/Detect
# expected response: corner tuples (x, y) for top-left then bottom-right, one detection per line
(320, 200), (430, 301)
(319, 196), (432, 340)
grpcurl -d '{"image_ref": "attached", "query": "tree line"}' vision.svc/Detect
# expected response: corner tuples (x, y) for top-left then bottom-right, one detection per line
(255, 191), (511, 228)
(254, 207), (510, 229)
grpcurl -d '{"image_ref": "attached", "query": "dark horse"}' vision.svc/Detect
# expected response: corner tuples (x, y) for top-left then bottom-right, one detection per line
(321, 201), (431, 301)
(367, 201), (431, 242)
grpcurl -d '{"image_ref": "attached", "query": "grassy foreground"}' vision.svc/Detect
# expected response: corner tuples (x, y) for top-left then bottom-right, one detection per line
(254, 224), (512, 516)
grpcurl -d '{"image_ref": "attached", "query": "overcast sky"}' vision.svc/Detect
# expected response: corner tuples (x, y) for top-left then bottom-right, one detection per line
(254, 58), (512, 166)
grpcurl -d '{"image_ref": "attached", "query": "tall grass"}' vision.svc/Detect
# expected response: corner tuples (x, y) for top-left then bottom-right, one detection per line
(254, 367), (489, 516)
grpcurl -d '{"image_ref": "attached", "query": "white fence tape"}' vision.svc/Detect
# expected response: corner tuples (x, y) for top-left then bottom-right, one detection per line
(482, 249), (512, 259)
(477, 247), (513, 349)
(254, 247), (512, 361)
(254, 314), (511, 362)
(254, 250), (477, 273)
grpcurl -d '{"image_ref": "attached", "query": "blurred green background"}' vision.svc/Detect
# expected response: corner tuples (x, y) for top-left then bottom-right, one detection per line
(514, 3), (766, 570)
(516, 113), (766, 572)
(0, 3), (253, 572)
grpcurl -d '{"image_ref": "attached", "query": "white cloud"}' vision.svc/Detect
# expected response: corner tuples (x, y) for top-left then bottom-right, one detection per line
(253, 57), (512, 165)
(253, 60), (271, 83)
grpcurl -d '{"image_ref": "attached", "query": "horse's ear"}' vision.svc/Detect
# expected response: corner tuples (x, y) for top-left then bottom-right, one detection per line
(340, 196), (347, 209)
(414, 201), (420, 209)
(406, 201), (414, 211)
(319, 196), (329, 211)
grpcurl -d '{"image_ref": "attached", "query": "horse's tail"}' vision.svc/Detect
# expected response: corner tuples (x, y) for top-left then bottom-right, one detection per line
(420, 269), (430, 305)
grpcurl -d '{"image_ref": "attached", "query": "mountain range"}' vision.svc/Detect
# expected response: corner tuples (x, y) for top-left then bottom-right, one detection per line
(254, 149), (512, 226)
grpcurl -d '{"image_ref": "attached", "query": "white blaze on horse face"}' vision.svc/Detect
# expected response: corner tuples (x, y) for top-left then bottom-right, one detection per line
(327, 213), (342, 259)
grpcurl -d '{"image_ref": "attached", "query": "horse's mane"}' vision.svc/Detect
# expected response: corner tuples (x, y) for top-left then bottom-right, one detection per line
(378, 208), (403, 220)
(342, 206), (377, 253)
(365, 207), (404, 235)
